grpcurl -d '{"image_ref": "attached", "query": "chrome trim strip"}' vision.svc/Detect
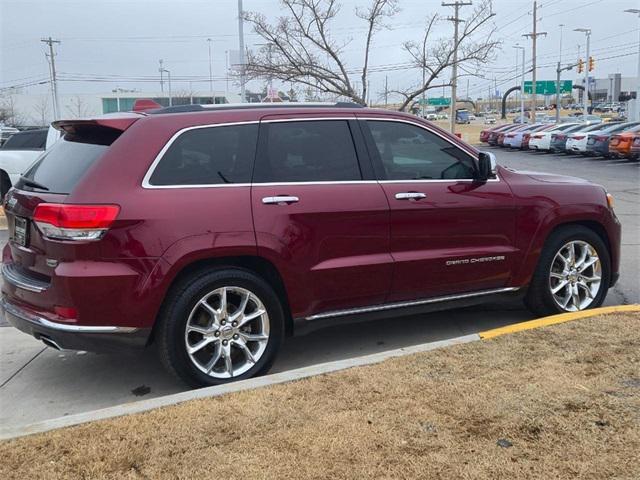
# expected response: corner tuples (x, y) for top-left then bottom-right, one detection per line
(141, 115), (498, 189)
(141, 120), (260, 189)
(2, 264), (49, 293)
(0, 297), (139, 333)
(305, 287), (519, 321)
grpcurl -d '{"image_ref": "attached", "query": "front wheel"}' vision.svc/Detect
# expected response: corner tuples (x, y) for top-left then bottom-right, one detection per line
(157, 268), (285, 387)
(525, 226), (611, 317)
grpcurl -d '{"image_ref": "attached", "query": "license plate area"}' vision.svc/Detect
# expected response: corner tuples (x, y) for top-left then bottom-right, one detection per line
(13, 216), (29, 247)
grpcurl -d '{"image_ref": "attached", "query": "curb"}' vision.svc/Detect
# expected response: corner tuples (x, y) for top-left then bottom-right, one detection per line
(0, 333), (479, 441)
(479, 304), (640, 339)
(3, 304), (638, 441)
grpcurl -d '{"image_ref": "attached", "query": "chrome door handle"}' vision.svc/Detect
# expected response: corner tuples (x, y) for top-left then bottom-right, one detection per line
(395, 192), (426, 200)
(262, 195), (299, 205)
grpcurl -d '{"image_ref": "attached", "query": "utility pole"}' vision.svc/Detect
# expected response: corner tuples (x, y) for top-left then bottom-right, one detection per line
(514, 45), (525, 123)
(207, 38), (214, 100)
(624, 8), (640, 120)
(575, 28), (591, 119)
(555, 24), (564, 116)
(442, 0), (472, 133)
(237, 0), (246, 103)
(41, 37), (61, 120)
(384, 75), (389, 107)
(523, 1), (547, 113)
(159, 59), (164, 93)
(160, 66), (172, 106)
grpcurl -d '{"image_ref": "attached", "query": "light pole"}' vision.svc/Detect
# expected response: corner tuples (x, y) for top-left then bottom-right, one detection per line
(237, 0), (246, 103)
(513, 45), (525, 123)
(160, 67), (172, 106)
(207, 38), (214, 101)
(624, 9), (640, 121)
(574, 28), (591, 119)
(555, 24), (565, 118)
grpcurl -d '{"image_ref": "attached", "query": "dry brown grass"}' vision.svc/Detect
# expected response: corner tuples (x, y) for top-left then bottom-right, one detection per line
(2, 312), (639, 480)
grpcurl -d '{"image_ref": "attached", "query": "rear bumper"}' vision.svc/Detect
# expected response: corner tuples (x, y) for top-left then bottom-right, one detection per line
(1, 296), (150, 352)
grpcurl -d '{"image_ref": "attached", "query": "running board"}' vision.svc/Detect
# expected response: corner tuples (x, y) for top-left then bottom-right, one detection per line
(294, 287), (521, 336)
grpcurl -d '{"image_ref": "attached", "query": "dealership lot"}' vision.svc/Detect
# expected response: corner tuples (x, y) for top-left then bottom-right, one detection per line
(0, 147), (638, 431)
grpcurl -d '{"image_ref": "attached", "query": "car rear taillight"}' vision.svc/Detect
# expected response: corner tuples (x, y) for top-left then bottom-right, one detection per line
(532, 134), (543, 139)
(33, 203), (120, 241)
(573, 135), (585, 140)
(594, 135), (607, 142)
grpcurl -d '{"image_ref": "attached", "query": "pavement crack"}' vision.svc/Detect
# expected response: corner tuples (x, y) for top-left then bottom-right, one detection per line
(0, 347), (47, 389)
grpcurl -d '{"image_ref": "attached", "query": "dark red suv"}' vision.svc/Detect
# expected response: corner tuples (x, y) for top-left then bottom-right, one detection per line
(1, 103), (621, 387)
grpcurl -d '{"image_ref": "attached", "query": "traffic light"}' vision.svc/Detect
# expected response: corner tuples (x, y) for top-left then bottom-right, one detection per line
(577, 58), (584, 73)
(588, 56), (595, 72)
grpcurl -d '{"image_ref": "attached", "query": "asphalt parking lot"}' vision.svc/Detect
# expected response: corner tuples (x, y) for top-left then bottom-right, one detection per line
(1, 148), (638, 431)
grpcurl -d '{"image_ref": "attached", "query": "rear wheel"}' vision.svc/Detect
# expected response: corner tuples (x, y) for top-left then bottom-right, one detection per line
(157, 268), (285, 387)
(525, 226), (610, 317)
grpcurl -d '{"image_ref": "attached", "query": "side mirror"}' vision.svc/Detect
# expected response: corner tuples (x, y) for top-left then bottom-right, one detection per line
(477, 151), (498, 181)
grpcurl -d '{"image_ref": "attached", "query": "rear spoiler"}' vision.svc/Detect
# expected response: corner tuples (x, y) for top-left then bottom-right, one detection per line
(52, 116), (140, 134)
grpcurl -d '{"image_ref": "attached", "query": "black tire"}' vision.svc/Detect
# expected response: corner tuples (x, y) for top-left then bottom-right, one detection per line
(156, 268), (285, 388)
(524, 225), (611, 317)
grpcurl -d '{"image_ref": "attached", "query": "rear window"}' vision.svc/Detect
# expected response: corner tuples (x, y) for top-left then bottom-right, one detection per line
(1, 130), (47, 150)
(18, 128), (119, 194)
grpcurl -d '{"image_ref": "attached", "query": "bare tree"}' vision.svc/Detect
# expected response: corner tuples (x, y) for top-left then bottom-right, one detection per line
(66, 95), (91, 118)
(243, 0), (398, 105)
(0, 95), (26, 127)
(244, 0), (498, 111)
(32, 96), (51, 126)
(396, 0), (499, 111)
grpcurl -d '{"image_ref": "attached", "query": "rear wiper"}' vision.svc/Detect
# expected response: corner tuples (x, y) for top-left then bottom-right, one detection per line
(19, 176), (49, 191)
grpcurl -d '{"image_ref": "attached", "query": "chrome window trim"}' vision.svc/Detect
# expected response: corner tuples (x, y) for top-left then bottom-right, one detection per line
(141, 115), (499, 189)
(305, 287), (519, 321)
(141, 120), (260, 189)
(0, 296), (139, 333)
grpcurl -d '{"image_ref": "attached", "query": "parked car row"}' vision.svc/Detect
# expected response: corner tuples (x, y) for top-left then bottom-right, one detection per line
(479, 121), (640, 160)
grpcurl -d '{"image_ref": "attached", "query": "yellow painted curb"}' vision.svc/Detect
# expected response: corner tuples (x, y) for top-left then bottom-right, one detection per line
(479, 304), (640, 339)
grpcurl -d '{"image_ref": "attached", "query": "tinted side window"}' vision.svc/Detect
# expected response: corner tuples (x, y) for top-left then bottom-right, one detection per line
(254, 120), (362, 183)
(366, 121), (475, 180)
(2, 130), (47, 150)
(149, 124), (258, 186)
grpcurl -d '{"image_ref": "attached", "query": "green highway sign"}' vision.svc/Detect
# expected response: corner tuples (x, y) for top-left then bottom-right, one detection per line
(523, 80), (573, 95)
(418, 97), (451, 106)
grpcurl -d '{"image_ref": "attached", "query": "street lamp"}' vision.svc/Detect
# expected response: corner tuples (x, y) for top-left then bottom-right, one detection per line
(513, 45), (525, 123)
(624, 9), (640, 121)
(574, 28), (591, 120)
(160, 67), (172, 106)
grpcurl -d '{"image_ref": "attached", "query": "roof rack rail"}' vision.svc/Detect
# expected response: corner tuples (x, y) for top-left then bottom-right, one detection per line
(147, 101), (365, 115)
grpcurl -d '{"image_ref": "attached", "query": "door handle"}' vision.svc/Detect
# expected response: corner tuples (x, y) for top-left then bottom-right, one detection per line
(395, 192), (427, 200)
(262, 195), (300, 205)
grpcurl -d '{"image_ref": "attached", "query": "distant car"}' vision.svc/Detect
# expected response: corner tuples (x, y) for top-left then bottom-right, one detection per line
(585, 121), (640, 157)
(468, 114), (477, 121)
(0, 127), (20, 146)
(504, 123), (550, 149)
(528, 123), (582, 151)
(522, 124), (556, 150)
(487, 124), (522, 145)
(0, 127), (60, 198)
(480, 124), (510, 143)
(609, 125), (640, 159)
(564, 123), (616, 155)
(425, 113), (438, 121)
(549, 124), (595, 153)
(455, 109), (470, 124)
(437, 113), (448, 120)
(484, 116), (497, 125)
(572, 114), (603, 125)
(630, 134), (640, 160)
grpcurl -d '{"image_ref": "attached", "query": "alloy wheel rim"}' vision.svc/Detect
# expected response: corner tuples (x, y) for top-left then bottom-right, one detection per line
(184, 286), (270, 379)
(549, 240), (602, 312)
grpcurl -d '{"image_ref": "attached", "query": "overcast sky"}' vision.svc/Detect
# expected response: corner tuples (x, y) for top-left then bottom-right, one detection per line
(1, 0), (638, 102)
